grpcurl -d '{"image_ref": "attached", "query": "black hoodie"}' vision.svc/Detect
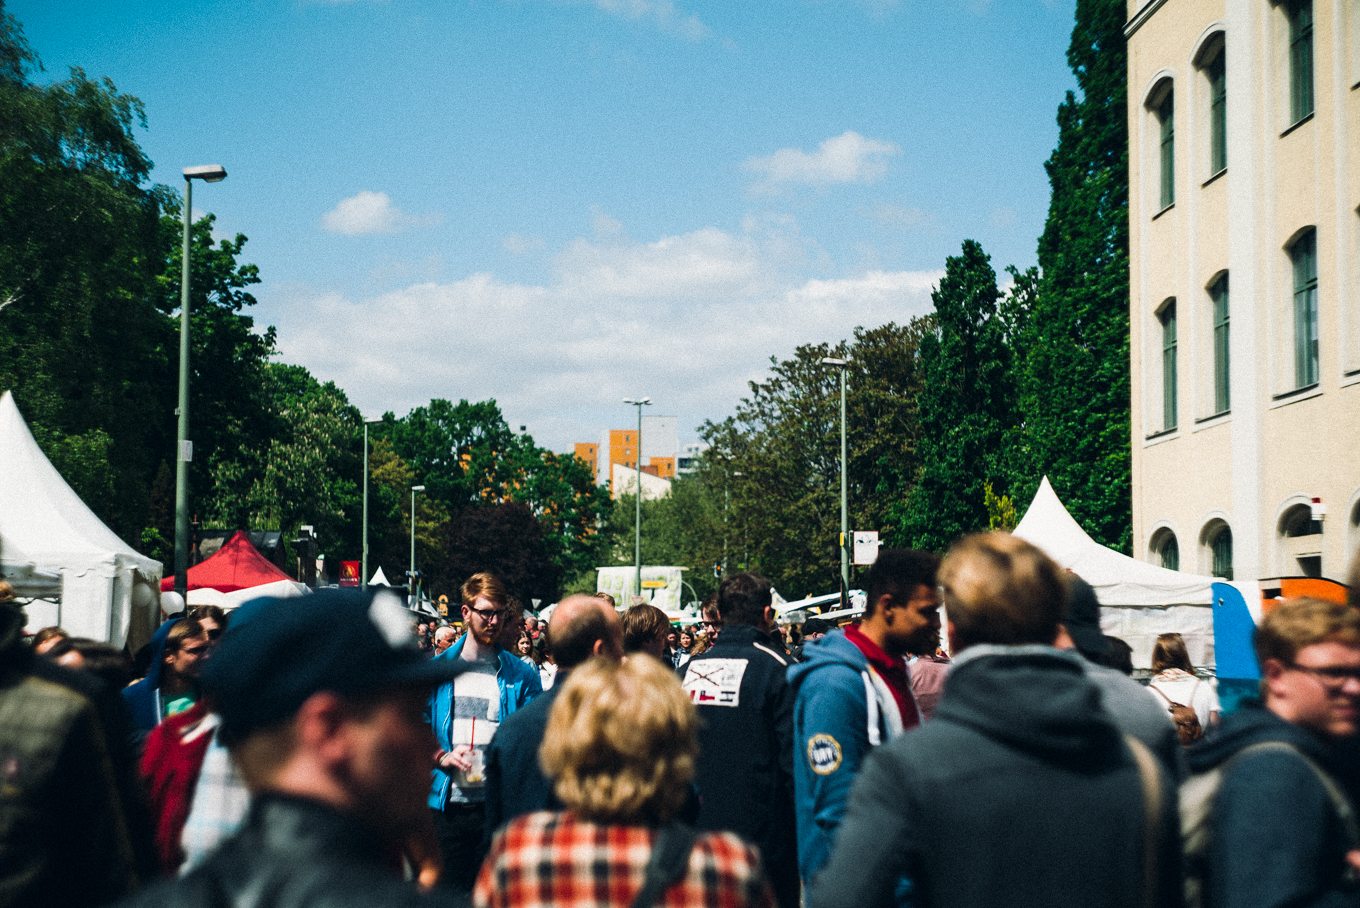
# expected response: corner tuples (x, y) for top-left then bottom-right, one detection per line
(808, 645), (1183, 908)
(1185, 701), (1360, 908)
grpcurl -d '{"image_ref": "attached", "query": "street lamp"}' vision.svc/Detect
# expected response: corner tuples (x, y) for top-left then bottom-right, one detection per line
(173, 164), (227, 600)
(820, 357), (850, 606)
(622, 397), (652, 601)
(409, 485), (425, 602)
(361, 417), (384, 592)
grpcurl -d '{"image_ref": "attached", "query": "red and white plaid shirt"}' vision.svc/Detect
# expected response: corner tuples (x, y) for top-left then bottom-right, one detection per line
(475, 811), (776, 908)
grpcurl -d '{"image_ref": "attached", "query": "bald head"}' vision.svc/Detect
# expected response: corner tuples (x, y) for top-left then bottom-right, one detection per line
(548, 595), (624, 670)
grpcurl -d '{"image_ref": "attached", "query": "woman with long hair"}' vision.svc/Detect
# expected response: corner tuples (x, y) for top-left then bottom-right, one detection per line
(1148, 632), (1220, 730)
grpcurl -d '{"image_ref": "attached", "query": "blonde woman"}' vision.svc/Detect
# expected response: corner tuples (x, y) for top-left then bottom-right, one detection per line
(474, 656), (774, 908)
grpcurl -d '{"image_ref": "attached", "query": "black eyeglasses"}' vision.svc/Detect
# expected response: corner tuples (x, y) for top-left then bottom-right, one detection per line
(468, 605), (507, 622)
(703, 620), (723, 629)
(204, 628), (223, 641)
(1286, 662), (1360, 687)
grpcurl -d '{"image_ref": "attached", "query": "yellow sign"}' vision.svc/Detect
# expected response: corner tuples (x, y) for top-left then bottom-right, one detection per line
(640, 580), (667, 589)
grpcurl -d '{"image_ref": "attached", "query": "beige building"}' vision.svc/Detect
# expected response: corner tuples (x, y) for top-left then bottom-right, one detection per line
(1127, 0), (1360, 585)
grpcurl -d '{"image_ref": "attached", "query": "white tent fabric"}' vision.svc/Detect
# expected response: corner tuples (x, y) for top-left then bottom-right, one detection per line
(1013, 476), (1217, 668)
(0, 391), (162, 646)
(187, 577), (311, 609)
(369, 566), (391, 587)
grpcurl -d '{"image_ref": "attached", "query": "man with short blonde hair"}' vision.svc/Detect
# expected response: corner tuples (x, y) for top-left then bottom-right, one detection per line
(1188, 597), (1360, 908)
(811, 532), (1181, 908)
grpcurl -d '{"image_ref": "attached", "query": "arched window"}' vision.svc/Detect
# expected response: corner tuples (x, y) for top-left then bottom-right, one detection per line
(1286, 0), (1314, 123)
(1152, 528), (1180, 571)
(1290, 229), (1319, 388)
(1158, 299), (1178, 429)
(1158, 90), (1175, 207)
(1210, 525), (1234, 580)
(1278, 502), (1323, 576)
(1209, 273), (1230, 413)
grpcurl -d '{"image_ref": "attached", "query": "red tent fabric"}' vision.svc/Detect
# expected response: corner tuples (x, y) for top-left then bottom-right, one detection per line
(159, 531), (294, 593)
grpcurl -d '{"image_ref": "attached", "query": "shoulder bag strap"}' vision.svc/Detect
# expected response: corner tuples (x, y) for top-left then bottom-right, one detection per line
(1126, 735), (1163, 908)
(1238, 742), (1360, 849)
(631, 822), (699, 908)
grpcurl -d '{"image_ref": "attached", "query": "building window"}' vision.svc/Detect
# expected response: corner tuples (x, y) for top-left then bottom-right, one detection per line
(1211, 526), (1234, 580)
(1211, 274), (1230, 413)
(1287, 0), (1314, 124)
(1159, 533), (1180, 571)
(1291, 230), (1319, 388)
(1208, 50), (1227, 174)
(1158, 90), (1175, 207)
(1160, 300), (1178, 429)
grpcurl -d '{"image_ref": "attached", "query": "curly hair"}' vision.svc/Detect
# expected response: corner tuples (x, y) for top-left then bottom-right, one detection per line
(539, 655), (696, 824)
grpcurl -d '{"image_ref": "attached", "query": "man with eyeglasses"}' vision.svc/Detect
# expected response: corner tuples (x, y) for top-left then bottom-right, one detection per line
(427, 573), (541, 898)
(1188, 596), (1360, 908)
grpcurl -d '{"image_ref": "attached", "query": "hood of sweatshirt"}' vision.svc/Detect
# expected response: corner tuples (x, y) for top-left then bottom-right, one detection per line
(933, 644), (1123, 762)
(787, 629), (866, 693)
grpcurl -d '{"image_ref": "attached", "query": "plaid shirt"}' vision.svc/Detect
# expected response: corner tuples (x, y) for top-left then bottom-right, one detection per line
(475, 811), (776, 908)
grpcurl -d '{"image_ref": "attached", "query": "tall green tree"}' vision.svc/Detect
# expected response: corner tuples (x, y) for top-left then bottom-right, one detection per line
(203, 363), (361, 566)
(699, 319), (932, 599)
(0, 7), (167, 543)
(898, 240), (1016, 552)
(1018, 0), (1131, 551)
(382, 398), (609, 597)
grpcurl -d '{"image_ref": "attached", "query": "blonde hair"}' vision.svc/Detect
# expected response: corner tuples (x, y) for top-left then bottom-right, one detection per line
(1256, 597), (1360, 667)
(938, 532), (1067, 649)
(540, 656), (696, 824)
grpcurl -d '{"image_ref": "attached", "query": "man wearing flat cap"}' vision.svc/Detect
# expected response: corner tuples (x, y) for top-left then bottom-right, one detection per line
(118, 588), (466, 908)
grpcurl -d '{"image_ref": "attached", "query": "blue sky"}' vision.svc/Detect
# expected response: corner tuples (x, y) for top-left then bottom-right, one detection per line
(13, 0), (1077, 453)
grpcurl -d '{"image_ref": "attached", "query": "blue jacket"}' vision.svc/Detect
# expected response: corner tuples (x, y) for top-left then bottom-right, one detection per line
(122, 617), (180, 735)
(427, 635), (541, 811)
(788, 629), (886, 883)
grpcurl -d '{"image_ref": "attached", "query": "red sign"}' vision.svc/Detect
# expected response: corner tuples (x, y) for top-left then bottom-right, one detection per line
(339, 561), (360, 587)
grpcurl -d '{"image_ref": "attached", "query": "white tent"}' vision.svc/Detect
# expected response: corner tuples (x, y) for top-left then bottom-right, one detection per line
(369, 566), (392, 587)
(187, 577), (310, 609)
(1013, 476), (1217, 668)
(0, 391), (162, 647)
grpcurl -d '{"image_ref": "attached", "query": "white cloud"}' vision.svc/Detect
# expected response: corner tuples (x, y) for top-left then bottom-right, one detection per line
(320, 191), (441, 236)
(269, 224), (938, 451)
(503, 233), (545, 255)
(586, 0), (710, 40)
(744, 131), (901, 190)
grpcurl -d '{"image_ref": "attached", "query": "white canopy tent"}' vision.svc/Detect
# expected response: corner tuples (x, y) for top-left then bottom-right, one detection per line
(0, 391), (162, 647)
(1013, 476), (1217, 668)
(369, 566), (392, 587)
(187, 577), (310, 610)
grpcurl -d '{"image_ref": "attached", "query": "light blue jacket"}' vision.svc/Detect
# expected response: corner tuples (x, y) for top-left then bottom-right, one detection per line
(788, 629), (885, 883)
(427, 635), (541, 810)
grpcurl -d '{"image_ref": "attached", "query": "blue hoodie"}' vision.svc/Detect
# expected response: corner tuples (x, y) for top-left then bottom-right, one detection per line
(122, 617), (180, 736)
(788, 629), (892, 883)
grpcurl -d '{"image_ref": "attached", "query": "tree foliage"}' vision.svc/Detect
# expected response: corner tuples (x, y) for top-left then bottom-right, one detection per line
(898, 240), (1016, 552)
(698, 320), (932, 599)
(1019, 0), (1132, 551)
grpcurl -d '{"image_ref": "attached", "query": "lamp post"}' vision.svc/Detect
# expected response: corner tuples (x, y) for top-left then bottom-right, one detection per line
(409, 484), (425, 609)
(622, 397), (651, 601)
(820, 357), (850, 605)
(174, 164), (227, 601)
(361, 417), (383, 592)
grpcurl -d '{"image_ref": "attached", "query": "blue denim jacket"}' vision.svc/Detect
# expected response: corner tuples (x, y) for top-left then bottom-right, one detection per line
(427, 636), (542, 810)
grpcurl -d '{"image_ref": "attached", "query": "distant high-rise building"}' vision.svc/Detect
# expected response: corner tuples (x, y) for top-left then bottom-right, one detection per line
(574, 416), (682, 494)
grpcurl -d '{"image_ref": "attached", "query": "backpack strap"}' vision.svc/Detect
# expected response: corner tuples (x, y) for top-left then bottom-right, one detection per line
(1151, 684), (1186, 709)
(631, 822), (699, 908)
(1126, 735), (1163, 908)
(1236, 742), (1360, 850)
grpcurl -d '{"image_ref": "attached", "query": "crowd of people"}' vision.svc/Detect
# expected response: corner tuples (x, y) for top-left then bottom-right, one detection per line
(2, 532), (1360, 908)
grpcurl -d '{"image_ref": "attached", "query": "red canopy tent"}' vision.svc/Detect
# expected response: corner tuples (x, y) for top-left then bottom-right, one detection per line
(160, 530), (295, 593)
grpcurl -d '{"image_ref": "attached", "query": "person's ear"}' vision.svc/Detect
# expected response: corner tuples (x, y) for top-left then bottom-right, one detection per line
(295, 691), (350, 767)
(946, 620), (962, 654)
